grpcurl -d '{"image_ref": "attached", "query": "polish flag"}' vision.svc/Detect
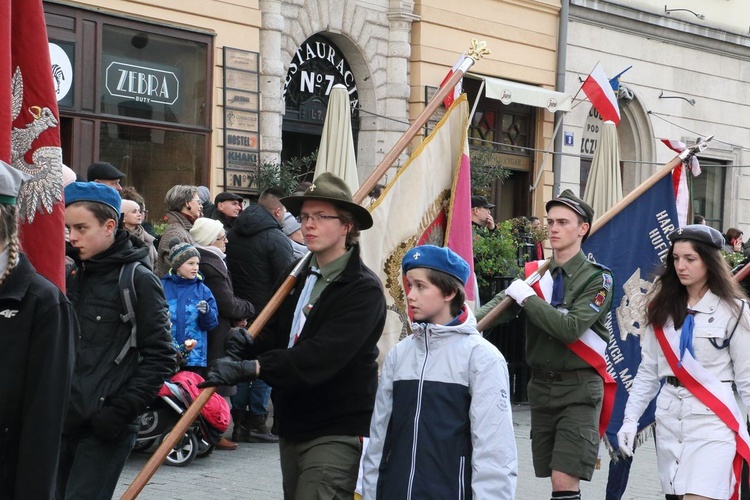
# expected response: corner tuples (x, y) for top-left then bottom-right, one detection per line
(661, 139), (702, 227)
(581, 63), (620, 125)
(439, 55), (467, 109)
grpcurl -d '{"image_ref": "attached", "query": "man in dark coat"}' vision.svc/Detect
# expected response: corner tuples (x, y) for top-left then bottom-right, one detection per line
(58, 182), (174, 499)
(0, 162), (76, 500)
(225, 193), (295, 442)
(212, 191), (244, 231)
(201, 173), (387, 499)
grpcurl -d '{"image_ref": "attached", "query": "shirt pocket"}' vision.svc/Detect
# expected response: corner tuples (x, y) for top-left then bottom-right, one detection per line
(693, 325), (726, 362)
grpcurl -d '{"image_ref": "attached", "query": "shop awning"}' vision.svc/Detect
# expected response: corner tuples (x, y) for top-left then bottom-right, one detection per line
(468, 74), (572, 113)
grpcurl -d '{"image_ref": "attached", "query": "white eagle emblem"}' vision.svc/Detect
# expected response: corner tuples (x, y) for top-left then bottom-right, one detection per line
(10, 66), (64, 223)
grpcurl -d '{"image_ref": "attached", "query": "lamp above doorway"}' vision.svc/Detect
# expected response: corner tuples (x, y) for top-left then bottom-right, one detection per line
(659, 90), (696, 106)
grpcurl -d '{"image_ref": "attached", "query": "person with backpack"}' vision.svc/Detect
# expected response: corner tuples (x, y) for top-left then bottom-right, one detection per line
(161, 239), (219, 376)
(0, 162), (77, 500)
(58, 182), (174, 499)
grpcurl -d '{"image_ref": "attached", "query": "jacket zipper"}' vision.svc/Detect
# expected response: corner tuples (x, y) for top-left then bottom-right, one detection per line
(406, 326), (430, 499)
(458, 455), (466, 500)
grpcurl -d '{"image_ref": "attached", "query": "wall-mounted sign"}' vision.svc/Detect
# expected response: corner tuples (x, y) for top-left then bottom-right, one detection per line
(49, 42), (74, 107)
(564, 131), (574, 147)
(223, 47), (260, 194)
(225, 89), (259, 111)
(284, 34), (359, 121)
(105, 61), (179, 105)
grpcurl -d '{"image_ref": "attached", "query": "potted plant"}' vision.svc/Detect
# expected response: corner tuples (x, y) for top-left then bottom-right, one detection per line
(473, 220), (524, 302)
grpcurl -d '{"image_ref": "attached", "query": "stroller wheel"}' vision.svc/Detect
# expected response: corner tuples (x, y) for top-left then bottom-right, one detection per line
(161, 428), (199, 467)
(133, 438), (157, 452)
(196, 435), (215, 458)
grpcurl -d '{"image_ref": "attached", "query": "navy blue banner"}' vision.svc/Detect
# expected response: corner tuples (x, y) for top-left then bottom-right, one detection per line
(582, 174), (678, 450)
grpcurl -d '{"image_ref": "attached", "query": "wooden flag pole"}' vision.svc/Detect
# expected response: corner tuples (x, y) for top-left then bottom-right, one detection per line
(476, 135), (714, 332)
(121, 39), (490, 499)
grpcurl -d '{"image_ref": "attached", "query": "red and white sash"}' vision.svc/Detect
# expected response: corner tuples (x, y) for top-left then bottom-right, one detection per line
(525, 260), (616, 437)
(654, 322), (750, 500)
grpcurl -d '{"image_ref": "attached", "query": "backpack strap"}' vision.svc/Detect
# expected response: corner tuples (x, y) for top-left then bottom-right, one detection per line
(115, 262), (141, 365)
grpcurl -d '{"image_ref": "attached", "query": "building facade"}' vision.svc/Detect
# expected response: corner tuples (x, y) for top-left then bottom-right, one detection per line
(563, 0), (750, 233)
(45, 0), (565, 223)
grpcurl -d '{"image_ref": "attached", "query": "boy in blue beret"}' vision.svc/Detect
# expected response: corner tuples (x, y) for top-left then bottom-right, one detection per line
(58, 182), (174, 498)
(362, 244), (517, 499)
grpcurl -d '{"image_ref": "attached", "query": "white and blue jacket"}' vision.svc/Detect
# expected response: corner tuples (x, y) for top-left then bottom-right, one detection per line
(362, 307), (517, 499)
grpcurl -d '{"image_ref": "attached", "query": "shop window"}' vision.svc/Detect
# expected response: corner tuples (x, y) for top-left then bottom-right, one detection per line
(100, 25), (208, 128)
(98, 122), (205, 217)
(692, 159), (726, 230)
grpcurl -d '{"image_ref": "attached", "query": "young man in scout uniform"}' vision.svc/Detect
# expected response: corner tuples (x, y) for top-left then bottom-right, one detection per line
(200, 173), (387, 500)
(476, 190), (614, 500)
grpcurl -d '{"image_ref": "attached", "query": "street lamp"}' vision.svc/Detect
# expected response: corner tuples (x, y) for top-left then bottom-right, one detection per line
(664, 5), (705, 20)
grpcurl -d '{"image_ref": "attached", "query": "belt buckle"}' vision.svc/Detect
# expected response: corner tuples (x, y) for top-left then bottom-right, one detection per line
(543, 370), (558, 382)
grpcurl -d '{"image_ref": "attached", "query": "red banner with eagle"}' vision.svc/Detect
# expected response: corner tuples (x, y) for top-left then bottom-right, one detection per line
(0, 0), (66, 290)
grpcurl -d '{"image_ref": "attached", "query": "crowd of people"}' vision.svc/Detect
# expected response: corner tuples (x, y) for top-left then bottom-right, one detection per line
(2, 156), (750, 500)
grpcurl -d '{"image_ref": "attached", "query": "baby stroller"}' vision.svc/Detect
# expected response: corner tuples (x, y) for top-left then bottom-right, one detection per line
(133, 370), (230, 466)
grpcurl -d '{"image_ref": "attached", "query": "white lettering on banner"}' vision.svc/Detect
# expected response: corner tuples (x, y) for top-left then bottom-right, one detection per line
(647, 210), (676, 263)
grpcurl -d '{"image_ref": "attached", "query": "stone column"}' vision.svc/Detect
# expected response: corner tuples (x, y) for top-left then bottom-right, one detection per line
(259, 0), (285, 166)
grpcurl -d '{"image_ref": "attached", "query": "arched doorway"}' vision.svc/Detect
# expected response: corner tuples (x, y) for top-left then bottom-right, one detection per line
(282, 34), (360, 176)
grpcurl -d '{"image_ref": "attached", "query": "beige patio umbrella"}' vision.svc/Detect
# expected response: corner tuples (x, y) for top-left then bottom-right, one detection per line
(314, 83), (359, 192)
(583, 120), (623, 222)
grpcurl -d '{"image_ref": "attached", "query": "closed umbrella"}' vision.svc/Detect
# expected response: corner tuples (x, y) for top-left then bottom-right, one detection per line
(583, 120), (623, 221)
(314, 84), (359, 192)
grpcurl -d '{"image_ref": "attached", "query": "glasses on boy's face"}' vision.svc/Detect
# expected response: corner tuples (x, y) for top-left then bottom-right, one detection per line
(296, 213), (341, 224)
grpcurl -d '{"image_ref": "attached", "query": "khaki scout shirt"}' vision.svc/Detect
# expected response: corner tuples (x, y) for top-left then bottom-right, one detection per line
(476, 250), (613, 371)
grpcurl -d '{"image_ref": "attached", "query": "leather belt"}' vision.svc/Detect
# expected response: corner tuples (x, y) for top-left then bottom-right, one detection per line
(665, 375), (732, 387)
(532, 368), (596, 383)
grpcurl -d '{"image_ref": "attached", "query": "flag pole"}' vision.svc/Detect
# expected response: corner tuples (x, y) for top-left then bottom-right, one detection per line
(478, 134), (714, 332)
(121, 38), (491, 499)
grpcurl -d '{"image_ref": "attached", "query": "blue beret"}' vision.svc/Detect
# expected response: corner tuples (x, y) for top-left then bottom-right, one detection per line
(64, 181), (121, 215)
(669, 224), (724, 249)
(402, 245), (470, 284)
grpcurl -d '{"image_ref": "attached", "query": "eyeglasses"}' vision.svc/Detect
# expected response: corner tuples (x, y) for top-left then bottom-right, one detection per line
(296, 213), (341, 223)
(216, 234), (228, 241)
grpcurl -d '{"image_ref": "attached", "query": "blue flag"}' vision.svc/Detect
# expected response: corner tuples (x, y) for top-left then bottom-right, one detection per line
(582, 173), (678, 452)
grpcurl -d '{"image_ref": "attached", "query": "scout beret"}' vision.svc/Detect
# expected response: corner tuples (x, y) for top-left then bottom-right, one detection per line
(668, 224), (724, 249)
(87, 161), (125, 181)
(402, 245), (470, 285)
(64, 181), (121, 215)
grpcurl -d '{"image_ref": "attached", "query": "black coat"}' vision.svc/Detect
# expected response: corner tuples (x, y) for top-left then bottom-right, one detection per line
(0, 254), (76, 500)
(196, 246), (255, 363)
(65, 231), (175, 433)
(225, 204), (294, 310)
(253, 245), (386, 441)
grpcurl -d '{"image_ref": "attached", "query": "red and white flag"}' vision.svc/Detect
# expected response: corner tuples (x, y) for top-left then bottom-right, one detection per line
(360, 93), (475, 364)
(0, 0), (66, 290)
(439, 55), (467, 109)
(581, 63), (620, 125)
(661, 139), (702, 227)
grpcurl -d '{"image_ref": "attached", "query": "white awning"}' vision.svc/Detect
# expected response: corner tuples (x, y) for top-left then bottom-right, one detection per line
(468, 74), (572, 113)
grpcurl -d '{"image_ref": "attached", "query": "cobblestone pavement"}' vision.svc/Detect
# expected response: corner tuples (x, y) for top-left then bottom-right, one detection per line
(114, 404), (664, 499)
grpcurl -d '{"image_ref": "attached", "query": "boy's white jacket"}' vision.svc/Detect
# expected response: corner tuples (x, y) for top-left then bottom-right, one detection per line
(362, 307), (518, 499)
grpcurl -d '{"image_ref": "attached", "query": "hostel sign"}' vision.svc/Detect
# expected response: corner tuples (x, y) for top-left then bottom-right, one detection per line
(105, 61), (179, 105)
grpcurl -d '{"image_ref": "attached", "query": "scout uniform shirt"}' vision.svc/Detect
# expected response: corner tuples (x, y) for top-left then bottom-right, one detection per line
(477, 250), (613, 371)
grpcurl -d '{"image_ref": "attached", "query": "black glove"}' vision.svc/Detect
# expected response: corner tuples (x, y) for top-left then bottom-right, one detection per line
(225, 327), (254, 360)
(90, 402), (135, 442)
(197, 357), (258, 388)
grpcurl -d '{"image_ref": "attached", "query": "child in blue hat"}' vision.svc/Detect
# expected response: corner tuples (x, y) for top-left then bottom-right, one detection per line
(362, 244), (518, 499)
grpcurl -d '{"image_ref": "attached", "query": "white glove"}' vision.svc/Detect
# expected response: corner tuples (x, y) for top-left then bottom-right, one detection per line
(196, 300), (209, 314)
(505, 279), (536, 306)
(616, 420), (637, 457)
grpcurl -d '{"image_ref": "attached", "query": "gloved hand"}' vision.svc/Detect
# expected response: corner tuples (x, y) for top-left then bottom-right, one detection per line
(225, 327), (254, 360)
(197, 357), (258, 388)
(196, 300), (209, 314)
(616, 420), (638, 457)
(90, 402), (135, 442)
(505, 279), (536, 306)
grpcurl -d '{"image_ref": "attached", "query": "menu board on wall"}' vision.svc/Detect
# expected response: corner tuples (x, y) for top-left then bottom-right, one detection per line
(223, 47), (260, 194)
